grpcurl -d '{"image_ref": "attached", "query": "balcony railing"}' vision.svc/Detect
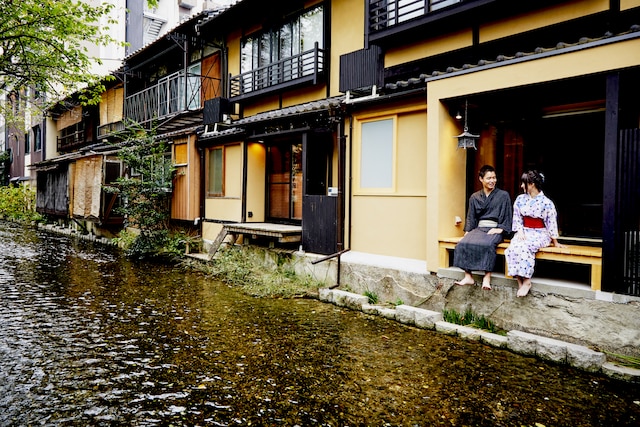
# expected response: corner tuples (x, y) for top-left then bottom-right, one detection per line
(124, 70), (202, 125)
(97, 121), (125, 140)
(57, 129), (85, 152)
(229, 44), (325, 100)
(369, 0), (461, 32)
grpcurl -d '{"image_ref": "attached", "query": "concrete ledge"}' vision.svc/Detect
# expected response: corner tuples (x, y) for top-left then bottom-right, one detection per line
(332, 290), (368, 310)
(435, 321), (458, 336)
(566, 342), (607, 372)
(362, 304), (397, 320)
(601, 362), (640, 382)
(395, 305), (441, 329)
(479, 331), (508, 348)
(310, 288), (638, 381)
(507, 330), (539, 356)
(456, 325), (482, 341)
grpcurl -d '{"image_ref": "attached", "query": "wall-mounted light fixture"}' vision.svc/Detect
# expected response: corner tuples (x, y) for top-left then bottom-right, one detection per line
(455, 99), (479, 150)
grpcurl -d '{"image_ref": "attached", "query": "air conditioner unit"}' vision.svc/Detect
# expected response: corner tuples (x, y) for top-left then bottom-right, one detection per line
(178, 0), (196, 9)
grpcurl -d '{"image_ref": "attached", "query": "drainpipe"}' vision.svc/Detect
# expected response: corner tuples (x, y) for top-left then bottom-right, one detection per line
(183, 37), (188, 111)
(198, 140), (205, 233)
(347, 113), (353, 249)
(337, 118), (345, 252)
(241, 141), (248, 223)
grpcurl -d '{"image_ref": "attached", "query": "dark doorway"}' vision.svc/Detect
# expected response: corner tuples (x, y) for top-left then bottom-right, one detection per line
(302, 132), (337, 255)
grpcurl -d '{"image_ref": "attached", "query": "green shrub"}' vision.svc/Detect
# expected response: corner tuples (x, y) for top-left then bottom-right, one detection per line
(0, 184), (43, 222)
(364, 289), (379, 304)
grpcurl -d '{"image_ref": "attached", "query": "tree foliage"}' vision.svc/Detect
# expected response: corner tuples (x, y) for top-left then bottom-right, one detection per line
(0, 0), (124, 106)
(104, 121), (175, 258)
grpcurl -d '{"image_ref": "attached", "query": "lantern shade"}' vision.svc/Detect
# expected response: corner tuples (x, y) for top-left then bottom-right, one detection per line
(455, 129), (479, 149)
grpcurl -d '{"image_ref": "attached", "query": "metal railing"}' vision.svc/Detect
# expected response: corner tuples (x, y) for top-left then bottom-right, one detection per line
(229, 44), (325, 98)
(369, 0), (462, 31)
(124, 70), (202, 125)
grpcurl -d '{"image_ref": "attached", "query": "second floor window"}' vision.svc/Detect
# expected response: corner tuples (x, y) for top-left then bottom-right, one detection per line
(240, 5), (323, 76)
(33, 125), (42, 152)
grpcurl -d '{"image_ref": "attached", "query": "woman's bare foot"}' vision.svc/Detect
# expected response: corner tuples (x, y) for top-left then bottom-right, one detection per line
(517, 279), (532, 297)
(482, 276), (492, 290)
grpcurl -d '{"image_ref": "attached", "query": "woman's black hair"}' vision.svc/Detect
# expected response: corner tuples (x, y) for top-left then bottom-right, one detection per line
(521, 170), (545, 190)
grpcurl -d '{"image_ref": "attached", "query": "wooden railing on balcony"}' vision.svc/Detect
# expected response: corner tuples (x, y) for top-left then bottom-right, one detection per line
(97, 121), (125, 140)
(369, 0), (461, 32)
(57, 130), (85, 152)
(229, 44), (325, 99)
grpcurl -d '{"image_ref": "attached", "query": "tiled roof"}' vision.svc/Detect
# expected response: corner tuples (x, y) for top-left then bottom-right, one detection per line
(197, 95), (345, 142)
(233, 96), (345, 125)
(383, 25), (640, 93)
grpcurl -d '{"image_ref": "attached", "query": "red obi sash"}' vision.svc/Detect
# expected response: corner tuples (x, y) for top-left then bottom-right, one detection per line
(523, 216), (545, 228)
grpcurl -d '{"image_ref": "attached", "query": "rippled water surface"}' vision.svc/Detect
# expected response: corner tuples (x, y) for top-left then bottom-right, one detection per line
(1, 221), (640, 426)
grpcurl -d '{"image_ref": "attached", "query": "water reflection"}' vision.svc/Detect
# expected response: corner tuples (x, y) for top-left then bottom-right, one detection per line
(0, 220), (639, 426)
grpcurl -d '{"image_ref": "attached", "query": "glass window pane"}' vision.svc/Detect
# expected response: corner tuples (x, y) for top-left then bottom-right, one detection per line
(301, 6), (323, 50)
(361, 119), (393, 189)
(209, 148), (224, 196)
(187, 63), (201, 110)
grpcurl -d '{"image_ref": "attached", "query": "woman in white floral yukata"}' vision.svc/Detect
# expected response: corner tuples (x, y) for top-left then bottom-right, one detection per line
(505, 170), (566, 297)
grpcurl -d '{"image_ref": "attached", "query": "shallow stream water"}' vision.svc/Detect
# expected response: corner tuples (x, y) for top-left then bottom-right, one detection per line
(1, 220), (639, 426)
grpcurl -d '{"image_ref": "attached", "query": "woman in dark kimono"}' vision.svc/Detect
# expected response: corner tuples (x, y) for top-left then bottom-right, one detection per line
(453, 165), (513, 290)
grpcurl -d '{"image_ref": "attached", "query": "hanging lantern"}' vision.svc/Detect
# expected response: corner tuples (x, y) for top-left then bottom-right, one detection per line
(455, 99), (479, 150)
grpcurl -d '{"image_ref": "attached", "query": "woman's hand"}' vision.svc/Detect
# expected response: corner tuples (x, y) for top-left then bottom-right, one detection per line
(552, 239), (566, 248)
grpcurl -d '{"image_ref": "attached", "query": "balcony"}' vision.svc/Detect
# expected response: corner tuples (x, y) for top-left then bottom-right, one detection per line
(57, 129), (86, 152)
(369, 0), (462, 32)
(229, 44), (326, 101)
(97, 121), (125, 140)
(125, 70), (202, 126)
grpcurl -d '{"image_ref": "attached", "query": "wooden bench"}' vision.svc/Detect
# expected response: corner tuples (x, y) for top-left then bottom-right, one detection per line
(439, 237), (603, 290)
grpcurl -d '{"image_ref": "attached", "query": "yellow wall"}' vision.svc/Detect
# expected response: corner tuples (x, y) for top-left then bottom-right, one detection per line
(349, 101), (428, 259)
(330, 0), (364, 97)
(385, 30), (471, 68)
(480, 0), (608, 43)
(621, 0), (640, 10)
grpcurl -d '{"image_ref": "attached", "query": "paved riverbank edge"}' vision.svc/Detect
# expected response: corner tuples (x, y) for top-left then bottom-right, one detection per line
(318, 288), (640, 383)
(34, 223), (640, 383)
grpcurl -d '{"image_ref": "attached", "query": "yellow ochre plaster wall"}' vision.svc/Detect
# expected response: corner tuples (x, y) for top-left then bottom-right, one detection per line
(480, 0), (608, 43)
(330, 0), (364, 97)
(621, 0), (640, 10)
(349, 102), (428, 260)
(385, 30), (472, 68)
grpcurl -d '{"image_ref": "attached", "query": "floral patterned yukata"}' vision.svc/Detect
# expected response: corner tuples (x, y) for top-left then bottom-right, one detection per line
(505, 192), (559, 279)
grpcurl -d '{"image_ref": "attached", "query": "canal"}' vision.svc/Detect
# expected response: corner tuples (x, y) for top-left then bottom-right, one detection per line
(0, 220), (639, 426)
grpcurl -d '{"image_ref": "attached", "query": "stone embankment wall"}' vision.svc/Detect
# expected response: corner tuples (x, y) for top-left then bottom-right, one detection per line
(318, 288), (639, 382)
(286, 249), (640, 363)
